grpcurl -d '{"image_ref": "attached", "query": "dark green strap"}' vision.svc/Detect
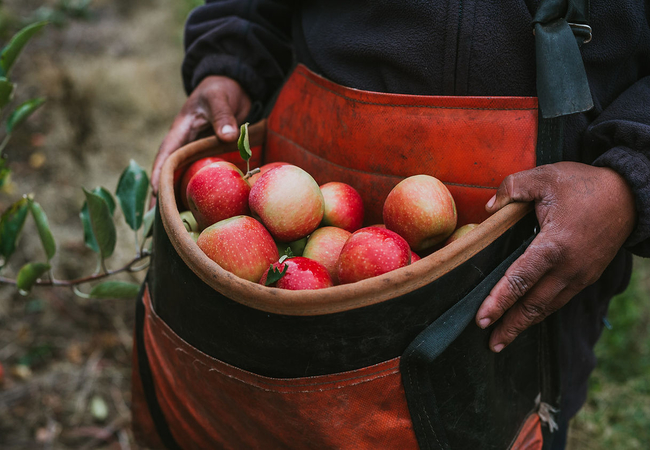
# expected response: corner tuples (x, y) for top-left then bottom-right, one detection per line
(533, 0), (593, 119)
(400, 236), (534, 450)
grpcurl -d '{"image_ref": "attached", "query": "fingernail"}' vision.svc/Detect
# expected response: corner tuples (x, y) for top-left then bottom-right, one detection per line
(478, 318), (491, 329)
(221, 124), (236, 135)
(493, 343), (505, 353)
(486, 195), (496, 209)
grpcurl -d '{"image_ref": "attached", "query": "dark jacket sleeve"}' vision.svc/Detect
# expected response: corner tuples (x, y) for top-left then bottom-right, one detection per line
(182, 0), (294, 105)
(584, 76), (650, 256)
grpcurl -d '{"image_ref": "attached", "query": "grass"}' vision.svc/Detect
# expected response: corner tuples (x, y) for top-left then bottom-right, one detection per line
(568, 257), (650, 449)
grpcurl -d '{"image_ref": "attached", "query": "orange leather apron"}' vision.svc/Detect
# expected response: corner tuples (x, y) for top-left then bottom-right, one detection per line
(133, 65), (546, 449)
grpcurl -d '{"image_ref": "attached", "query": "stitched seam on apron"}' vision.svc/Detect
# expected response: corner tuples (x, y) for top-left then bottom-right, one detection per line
(268, 129), (499, 190)
(298, 70), (538, 111)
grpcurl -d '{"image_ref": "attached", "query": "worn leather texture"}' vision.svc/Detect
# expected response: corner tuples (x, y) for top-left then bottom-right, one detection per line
(266, 65), (538, 226)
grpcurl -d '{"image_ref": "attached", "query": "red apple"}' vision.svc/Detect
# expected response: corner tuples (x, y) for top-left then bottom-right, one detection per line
(320, 182), (364, 232)
(259, 256), (333, 290)
(383, 175), (457, 251)
(443, 223), (478, 246)
(410, 251), (421, 263)
(249, 165), (324, 242)
(178, 157), (225, 209)
(302, 226), (351, 283)
(336, 226), (411, 284)
(186, 162), (251, 229)
(248, 161), (290, 187)
(197, 215), (279, 282)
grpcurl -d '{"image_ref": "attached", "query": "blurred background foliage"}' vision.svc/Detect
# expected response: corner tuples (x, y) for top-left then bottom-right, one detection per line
(0, 0), (647, 448)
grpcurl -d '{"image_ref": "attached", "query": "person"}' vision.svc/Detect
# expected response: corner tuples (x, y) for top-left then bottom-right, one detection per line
(151, 0), (650, 446)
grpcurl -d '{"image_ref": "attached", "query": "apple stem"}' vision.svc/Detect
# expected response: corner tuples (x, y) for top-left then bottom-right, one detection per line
(243, 167), (260, 181)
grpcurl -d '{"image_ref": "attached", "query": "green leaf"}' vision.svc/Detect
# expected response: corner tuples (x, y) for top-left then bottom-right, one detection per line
(142, 206), (156, 239)
(237, 122), (251, 162)
(0, 155), (10, 189)
(89, 280), (140, 299)
(29, 200), (56, 261)
(0, 197), (29, 267)
(0, 21), (47, 76)
(6, 97), (46, 133)
(264, 263), (288, 286)
(80, 187), (115, 253)
(115, 160), (149, 231)
(16, 262), (50, 294)
(0, 77), (14, 109)
(83, 188), (116, 259)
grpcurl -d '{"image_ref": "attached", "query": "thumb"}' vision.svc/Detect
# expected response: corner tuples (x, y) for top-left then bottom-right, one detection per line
(486, 167), (548, 213)
(207, 94), (240, 142)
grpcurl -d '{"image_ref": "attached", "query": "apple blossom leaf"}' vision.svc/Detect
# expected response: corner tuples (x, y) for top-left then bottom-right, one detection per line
(264, 263), (288, 286)
(16, 262), (50, 294)
(0, 197), (29, 268)
(283, 247), (294, 258)
(237, 122), (251, 162)
(80, 187), (115, 253)
(6, 97), (46, 133)
(142, 206), (156, 239)
(28, 200), (56, 261)
(83, 188), (116, 259)
(0, 77), (15, 109)
(0, 21), (47, 77)
(89, 280), (140, 299)
(116, 160), (149, 231)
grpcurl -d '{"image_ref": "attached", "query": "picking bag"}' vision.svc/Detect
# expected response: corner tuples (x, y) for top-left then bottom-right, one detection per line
(131, 63), (569, 449)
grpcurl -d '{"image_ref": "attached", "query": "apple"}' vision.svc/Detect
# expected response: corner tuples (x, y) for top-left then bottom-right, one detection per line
(179, 211), (199, 232)
(277, 236), (308, 257)
(197, 215), (279, 282)
(410, 251), (421, 263)
(336, 226), (411, 284)
(249, 165), (324, 242)
(302, 226), (352, 283)
(178, 156), (225, 209)
(383, 175), (457, 251)
(188, 231), (200, 242)
(248, 161), (289, 187)
(443, 223), (478, 246)
(259, 256), (333, 290)
(320, 182), (364, 232)
(186, 161), (251, 229)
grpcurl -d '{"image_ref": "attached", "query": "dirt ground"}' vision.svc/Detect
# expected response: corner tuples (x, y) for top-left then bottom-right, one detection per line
(0, 1), (191, 448)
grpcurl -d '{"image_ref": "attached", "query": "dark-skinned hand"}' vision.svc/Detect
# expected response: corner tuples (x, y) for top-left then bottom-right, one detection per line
(475, 162), (636, 352)
(151, 75), (251, 196)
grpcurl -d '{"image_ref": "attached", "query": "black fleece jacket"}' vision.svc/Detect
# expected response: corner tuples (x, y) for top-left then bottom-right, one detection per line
(181, 0), (650, 421)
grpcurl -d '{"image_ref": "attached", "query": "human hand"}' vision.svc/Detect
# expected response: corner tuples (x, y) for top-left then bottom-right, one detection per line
(151, 76), (251, 195)
(475, 162), (636, 352)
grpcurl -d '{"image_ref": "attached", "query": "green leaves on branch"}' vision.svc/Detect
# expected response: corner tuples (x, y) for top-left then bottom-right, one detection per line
(80, 186), (115, 254)
(0, 21), (47, 77)
(0, 197), (29, 267)
(82, 188), (117, 260)
(16, 262), (50, 294)
(89, 280), (140, 299)
(29, 200), (56, 261)
(6, 97), (46, 132)
(116, 160), (149, 231)
(0, 78), (15, 109)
